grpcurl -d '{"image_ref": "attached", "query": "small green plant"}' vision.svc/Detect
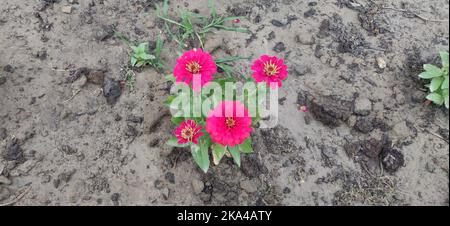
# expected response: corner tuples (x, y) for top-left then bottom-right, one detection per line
(156, 0), (248, 51)
(115, 32), (165, 70)
(130, 37), (165, 69)
(419, 51), (449, 109)
(131, 42), (155, 67)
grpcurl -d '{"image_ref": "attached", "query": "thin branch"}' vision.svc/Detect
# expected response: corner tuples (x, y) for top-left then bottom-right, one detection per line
(382, 7), (449, 23)
(0, 185), (31, 206)
(425, 129), (449, 144)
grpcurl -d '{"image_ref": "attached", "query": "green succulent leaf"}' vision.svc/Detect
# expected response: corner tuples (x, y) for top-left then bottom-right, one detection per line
(421, 64), (442, 78)
(212, 143), (226, 165)
(445, 95), (449, 109)
(419, 71), (436, 79)
(131, 57), (137, 66)
(426, 93), (444, 105)
(166, 136), (189, 148)
(442, 89), (449, 109)
(238, 138), (253, 153)
(430, 77), (444, 92)
(424, 64), (442, 73)
(190, 143), (210, 173)
(228, 145), (241, 167)
(440, 51), (449, 67)
(442, 76), (449, 90)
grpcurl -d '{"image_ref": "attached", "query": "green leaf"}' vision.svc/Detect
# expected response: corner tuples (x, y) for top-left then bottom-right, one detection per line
(165, 74), (176, 82)
(136, 61), (144, 67)
(141, 54), (156, 60)
(252, 113), (261, 126)
(155, 36), (164, 58)
(419, 71), (438, 79)
(162, 0), (169, 16)
(426, 93), (444, 105)
(440, 51), (449, 67)
(190, 143), (210, 173)
(166, 136), (189, 148)
(445, 95), (449, 109)
(228, 145), (241, 167)
(208, 0), (217, 17)
(212, 143), (226, 165)
(131, 57), (137, 66)
(442, 76), (449, 90)
(164, 95), (175, 106)
(442, 89), (449, 108)
(430, 77), (444, 92)
(171, 117), (184, 125)
(238, 138), (253, 153)
(423, 64), (442, 76)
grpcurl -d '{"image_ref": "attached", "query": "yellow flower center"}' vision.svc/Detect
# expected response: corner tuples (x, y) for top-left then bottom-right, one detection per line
(226, 117), (236, 128)
(181, 127), (194, 141)
(186, 61), (202, 74)
(263, 61), (279, 76)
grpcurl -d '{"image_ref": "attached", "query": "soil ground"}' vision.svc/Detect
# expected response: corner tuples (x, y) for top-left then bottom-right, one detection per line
(0, 0), (449, 206)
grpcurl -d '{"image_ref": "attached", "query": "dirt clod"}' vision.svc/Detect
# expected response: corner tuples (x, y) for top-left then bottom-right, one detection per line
(319, 14), (366, 55)
(271, 19), (285, 27)
(59, 145), (77, 155)
(381, 148), (404, 173)
(353, 97), (372, 116)
(300, 93), (352, 127)
(3, 138), (25, 162)
(165, 172), (175, 184)
(103, 77), (122, 105)
(304, 8), (316, 18)
(354, 118), (374, 134)
(3, 65), (14, 73)
(85, 70), (105, 85)
(361, 138), (383, 158)
(273, 42), (286, 53)
(111, 193), (120, 206)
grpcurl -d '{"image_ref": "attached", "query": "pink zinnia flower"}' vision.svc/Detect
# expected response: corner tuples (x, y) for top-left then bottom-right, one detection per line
(173, 49), (217, 91)
(206, 101), (253, 147)
(251, 55), (288, 89)
(174, 120), (203, 145)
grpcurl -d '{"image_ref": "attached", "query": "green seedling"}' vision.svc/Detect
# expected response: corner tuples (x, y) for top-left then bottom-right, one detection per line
(419, 51), (449, 109)
(125, 69), (136, 91)
(131, 42), (156, 67)
(115, 32), (166, 70)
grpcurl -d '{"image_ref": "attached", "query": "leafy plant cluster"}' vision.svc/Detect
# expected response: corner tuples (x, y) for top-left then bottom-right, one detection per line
(419, 51), (449, 109)
(117, 0), (249, 91)
(164, 75), (265, 173)
(130, 37), (165, 69)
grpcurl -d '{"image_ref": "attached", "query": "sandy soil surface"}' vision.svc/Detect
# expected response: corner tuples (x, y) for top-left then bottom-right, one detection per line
(0, 0), (449, 206)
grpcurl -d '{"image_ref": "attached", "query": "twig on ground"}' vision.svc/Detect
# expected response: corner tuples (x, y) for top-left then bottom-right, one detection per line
(382, 7), (449, 23)
(425, 129), (449, 144)
(0, 185), (32, 206)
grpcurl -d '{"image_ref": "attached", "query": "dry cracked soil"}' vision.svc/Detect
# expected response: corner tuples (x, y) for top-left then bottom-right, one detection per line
(0, 0), (449, 206)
